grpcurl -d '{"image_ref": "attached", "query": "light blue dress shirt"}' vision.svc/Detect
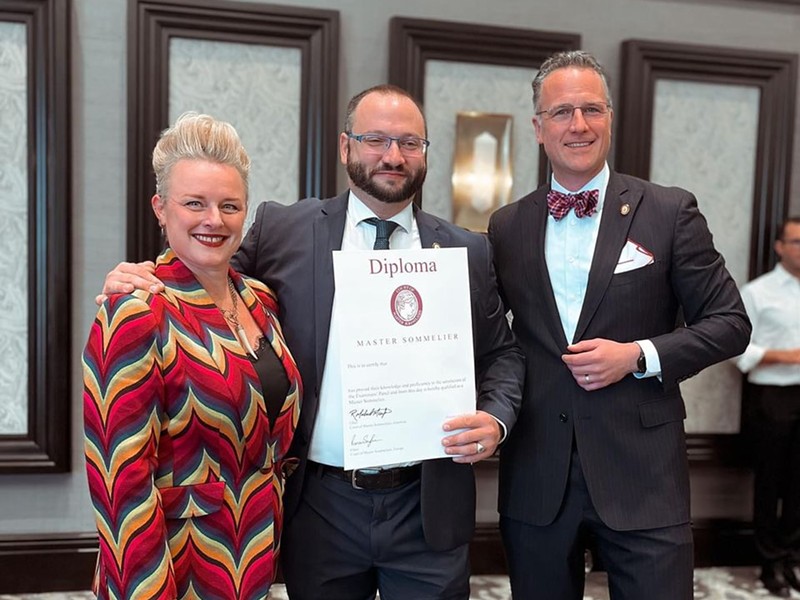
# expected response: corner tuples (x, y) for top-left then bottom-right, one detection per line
(545, 163), (660, 377)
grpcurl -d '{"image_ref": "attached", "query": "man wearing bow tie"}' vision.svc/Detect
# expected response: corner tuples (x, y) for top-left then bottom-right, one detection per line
(488, 50), (751, 599)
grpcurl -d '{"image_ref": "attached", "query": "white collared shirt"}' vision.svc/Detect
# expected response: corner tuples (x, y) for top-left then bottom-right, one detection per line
(307, 192), (420, 466)
(735, 263), (800, 385)
(544, 163), (660, 377)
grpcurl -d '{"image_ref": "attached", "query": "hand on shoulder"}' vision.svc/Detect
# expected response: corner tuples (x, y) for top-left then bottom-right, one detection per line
(96, 260), (162, 305)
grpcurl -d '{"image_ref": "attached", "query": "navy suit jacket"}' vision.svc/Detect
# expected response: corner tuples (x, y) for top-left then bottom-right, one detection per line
(234, 192), (524, 550)
(488, 172), (750, 531)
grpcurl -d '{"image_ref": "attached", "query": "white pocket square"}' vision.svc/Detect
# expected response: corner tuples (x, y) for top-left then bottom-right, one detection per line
(614, 238), (654, 274)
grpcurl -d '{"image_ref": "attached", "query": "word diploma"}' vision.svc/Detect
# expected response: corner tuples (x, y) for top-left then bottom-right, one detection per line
(332, 247), (475, 470)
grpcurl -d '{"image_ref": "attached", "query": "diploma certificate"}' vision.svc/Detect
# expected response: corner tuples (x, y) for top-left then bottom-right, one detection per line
(332, 248), (475, 470)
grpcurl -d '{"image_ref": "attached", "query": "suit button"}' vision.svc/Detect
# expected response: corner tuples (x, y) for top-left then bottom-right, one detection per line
(559, 412), (568, 422)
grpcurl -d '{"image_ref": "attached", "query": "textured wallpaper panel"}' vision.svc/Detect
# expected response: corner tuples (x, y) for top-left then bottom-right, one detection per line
(650, 79), (759, 434)
(0, 22), (28, 435)
(169, 38), (302, 231)
(423, 61), (539, 222)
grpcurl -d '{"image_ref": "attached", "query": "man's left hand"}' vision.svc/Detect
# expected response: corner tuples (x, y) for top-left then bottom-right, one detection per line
(441, 411), (501, 464)
(562, 338), (640, 391)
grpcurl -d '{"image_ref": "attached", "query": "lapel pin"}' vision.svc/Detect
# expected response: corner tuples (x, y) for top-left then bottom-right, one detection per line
(620, 203), (630, 216)
(432, 242), (441, 249)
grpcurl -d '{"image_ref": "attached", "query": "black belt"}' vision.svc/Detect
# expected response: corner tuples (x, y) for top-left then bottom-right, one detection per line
(310, 461), (421, 491)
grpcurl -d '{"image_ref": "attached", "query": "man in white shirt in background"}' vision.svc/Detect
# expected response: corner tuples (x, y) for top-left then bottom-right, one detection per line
(736, 216), (800, 598)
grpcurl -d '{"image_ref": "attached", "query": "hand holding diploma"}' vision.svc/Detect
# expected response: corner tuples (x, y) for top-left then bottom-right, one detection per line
(333, 248), (478, 470)
(442, 410), (501, 464)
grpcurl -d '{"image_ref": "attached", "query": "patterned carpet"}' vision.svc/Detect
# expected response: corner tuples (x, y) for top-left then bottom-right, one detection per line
(3, 568), (800, 599)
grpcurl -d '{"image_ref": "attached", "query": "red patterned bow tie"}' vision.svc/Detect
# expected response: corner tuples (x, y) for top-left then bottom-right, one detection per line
(546, 189), (599, 220)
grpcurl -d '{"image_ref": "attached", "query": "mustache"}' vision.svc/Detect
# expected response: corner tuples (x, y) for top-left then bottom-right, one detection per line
(372, 163), (408, 174)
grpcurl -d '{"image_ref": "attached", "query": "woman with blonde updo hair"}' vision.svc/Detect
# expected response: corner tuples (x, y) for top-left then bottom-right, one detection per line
(83, 112), (302, 599)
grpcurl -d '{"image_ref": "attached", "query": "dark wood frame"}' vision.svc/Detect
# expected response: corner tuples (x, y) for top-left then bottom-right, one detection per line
(127, 0), (339, 262)
(617, 39), (797, 280)
(388, 17), (581, 202)
(0, 533), (96, 593)
(617, 40), (796, 472)
(0, 0), (71, 473)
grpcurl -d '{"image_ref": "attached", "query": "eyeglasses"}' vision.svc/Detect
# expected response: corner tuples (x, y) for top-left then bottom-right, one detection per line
(780, 239), (800, 247)
(346, 132), (430, 156)
(535, 103), (611, 123)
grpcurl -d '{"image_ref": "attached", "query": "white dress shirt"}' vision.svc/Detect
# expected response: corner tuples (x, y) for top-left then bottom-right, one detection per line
(735, 263), (800, 385)
(545, 163), (660, 377)
(308, 193), (419, 466)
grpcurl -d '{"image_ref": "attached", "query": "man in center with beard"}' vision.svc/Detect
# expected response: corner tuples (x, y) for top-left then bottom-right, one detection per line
(249, 84), (523, 599)
(104, 85), (522, 599)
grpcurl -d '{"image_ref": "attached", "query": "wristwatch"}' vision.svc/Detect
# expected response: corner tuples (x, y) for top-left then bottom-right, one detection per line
(636, 345), (647, 374)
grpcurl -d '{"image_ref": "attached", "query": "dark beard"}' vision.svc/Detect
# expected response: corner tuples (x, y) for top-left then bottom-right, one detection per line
(346, 155), (427, 205)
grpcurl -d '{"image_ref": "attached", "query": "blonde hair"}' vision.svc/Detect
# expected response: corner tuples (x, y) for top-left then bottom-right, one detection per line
(152, 111), (251, 199)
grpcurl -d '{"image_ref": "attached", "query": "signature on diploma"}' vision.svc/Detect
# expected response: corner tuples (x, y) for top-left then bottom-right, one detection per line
(349, 407), (393, 422)
(351, 433), (381, 448)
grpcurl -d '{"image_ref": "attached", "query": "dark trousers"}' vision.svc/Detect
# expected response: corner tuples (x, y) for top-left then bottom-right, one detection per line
(501, 446), (693, 600)
(750, 384), (800, 564)
(280, 464), (470, 600)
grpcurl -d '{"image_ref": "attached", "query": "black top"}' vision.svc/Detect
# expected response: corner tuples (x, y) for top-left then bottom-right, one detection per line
(249, 336), (290, 427)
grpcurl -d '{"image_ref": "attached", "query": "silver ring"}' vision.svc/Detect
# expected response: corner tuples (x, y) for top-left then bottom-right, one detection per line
(476, 441), (486, 454)
(584, 373), (590, 384)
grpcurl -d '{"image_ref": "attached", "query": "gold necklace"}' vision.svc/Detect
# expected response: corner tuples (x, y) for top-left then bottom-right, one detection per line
(219, 278), (257, 359)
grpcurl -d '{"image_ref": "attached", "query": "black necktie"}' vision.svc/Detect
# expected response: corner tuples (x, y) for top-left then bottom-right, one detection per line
(364, 217), (399, 250)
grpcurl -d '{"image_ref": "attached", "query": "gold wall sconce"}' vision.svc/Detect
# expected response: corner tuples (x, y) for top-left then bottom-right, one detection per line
(451, 112), (513, 232)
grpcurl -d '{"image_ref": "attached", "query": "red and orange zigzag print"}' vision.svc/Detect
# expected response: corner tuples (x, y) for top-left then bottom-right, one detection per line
(83, 249), (301, 599)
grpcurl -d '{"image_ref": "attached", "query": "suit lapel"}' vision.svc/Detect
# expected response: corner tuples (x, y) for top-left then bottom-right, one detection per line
(524, 189), (569, 352)
(156, 249), (237, 375)
(235, 274), (269, 335)
(573, 172), (641, 341)
(414, 208), (446, 247)
(155, 250), (242, 434)
(313, 193), (348, 389)
(235, 274), (302, 468)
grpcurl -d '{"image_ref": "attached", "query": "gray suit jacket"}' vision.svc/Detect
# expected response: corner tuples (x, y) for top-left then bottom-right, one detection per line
(488, 172), (750, 531)
(234, 192), (524, 550)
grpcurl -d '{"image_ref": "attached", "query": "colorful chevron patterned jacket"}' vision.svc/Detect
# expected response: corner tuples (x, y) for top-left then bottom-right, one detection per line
(83, 249), (302, 599)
